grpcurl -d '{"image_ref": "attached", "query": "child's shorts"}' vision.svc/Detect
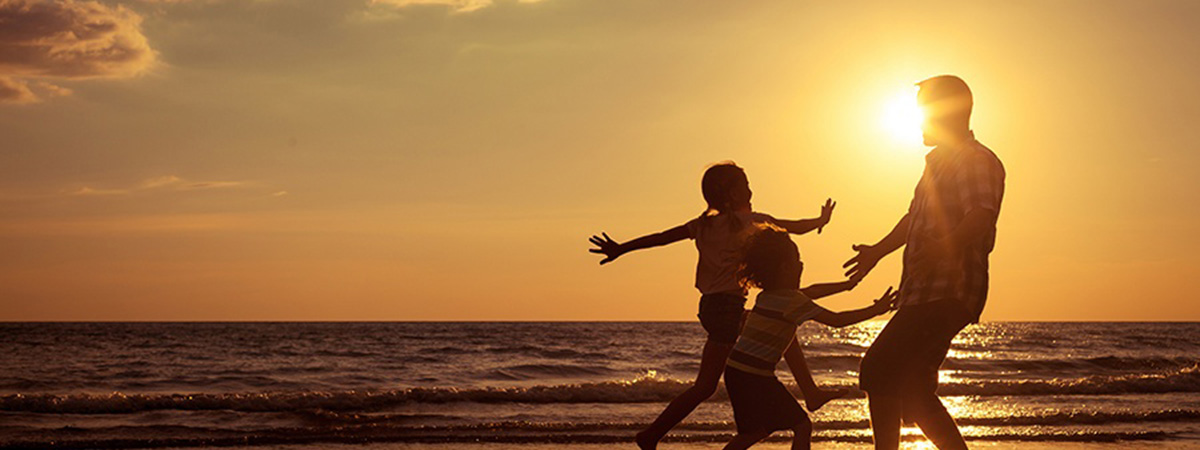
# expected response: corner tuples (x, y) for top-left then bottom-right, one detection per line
(724, 366), (808, 434)
(697, 292), (746, 345)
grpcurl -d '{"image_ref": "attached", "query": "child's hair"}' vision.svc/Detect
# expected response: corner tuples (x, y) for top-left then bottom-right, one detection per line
(736, 224), (801, 290)
(698, 162), (749, 230)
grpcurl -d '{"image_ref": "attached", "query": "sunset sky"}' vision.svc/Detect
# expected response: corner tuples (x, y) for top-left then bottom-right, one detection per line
(2, 0), (1198, 321)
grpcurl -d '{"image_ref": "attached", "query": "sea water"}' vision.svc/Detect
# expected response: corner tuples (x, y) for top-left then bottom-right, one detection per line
(2, 322), (1199, 448)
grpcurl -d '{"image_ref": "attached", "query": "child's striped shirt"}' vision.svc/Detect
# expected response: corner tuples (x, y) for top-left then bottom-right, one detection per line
(726, 289), (829, 377)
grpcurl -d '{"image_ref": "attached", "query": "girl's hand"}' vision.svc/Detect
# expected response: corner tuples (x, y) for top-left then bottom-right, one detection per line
(817, 198), (836, 234)
(872, 286), (899, 314)
(588, 232), (624, 265)
(846, 277), (861, 291)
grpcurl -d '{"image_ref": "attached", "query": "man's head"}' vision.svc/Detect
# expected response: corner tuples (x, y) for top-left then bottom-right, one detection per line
(916, 75), (972, 146)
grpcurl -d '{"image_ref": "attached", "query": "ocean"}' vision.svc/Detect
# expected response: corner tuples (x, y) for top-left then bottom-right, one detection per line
(2, 322), (1199, 449)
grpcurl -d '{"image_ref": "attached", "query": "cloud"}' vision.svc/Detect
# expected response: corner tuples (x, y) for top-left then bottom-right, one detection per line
(369, 0), (543, 14)
(0, 76), (35, 103)
(138, 175), (183, 189)
(68, 175), (249, 196)
(0, 0), (157, 104)
(69, 186), (132, 196)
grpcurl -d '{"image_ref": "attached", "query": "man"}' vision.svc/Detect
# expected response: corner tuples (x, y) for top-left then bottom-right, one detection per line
(843, 75), (1005, 449)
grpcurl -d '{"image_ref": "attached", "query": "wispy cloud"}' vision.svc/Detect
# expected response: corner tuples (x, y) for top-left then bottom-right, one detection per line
(369, 0), (544, 14)
(0, 75), (35, 103)
(0, 0), (157, 104)
(67, 175), (250, 196)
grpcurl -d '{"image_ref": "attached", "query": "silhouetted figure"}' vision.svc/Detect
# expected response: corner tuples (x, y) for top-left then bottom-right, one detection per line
(843, 75), (1006, 449)
(588, 162), (852, 449)
(721, 226), (896, 450)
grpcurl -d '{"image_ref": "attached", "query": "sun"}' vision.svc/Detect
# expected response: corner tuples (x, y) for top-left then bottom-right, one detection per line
(880, 88), (924, 145)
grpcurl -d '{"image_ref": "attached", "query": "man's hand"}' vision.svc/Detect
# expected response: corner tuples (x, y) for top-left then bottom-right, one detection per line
(588, 232), (624, 265)
(817, 198), (836, 234)
(844, 244), (884, 281)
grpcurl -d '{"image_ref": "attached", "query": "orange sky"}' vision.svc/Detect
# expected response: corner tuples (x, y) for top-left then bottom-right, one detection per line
(1, 0), (1198, 321)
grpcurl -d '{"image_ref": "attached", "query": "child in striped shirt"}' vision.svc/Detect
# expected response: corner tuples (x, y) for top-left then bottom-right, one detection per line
(589, 162), (856, 450)
(723, 225), (897, 450)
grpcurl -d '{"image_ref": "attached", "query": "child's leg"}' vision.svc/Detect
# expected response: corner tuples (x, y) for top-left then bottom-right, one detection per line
(636, 338), (734, 449)
(723, 429), (772, 450)
(782, 337), (820, 395)
(782, 336), (848, 411)
(790, 415), (813, 450)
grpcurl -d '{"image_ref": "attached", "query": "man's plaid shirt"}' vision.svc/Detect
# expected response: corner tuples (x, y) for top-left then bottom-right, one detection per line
(899, 132), (1005, 322)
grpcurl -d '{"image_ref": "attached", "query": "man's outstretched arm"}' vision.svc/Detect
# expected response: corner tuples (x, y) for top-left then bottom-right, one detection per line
(843, 213), (911, 281)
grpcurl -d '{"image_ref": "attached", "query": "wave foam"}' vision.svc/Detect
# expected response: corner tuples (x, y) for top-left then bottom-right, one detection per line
(5, 364), (1200, 414)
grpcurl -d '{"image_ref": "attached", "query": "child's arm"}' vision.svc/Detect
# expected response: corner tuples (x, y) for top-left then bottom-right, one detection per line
(588, 225), (690, 265)
(800, 279), (859, 300)
(770, 199), (836, 235)
(812, 286), (897, 328)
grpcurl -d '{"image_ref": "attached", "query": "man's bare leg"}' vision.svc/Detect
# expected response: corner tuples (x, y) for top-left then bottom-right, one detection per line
(905, 392), (967, 450)
(868, 393), (903, 450)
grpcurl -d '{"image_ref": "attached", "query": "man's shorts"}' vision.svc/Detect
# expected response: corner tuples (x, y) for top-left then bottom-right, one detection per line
(859, 299), (973, 396)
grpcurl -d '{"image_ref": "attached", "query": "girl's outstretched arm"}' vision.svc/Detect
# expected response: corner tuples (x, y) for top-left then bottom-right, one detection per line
(770, 199), (836, 235)
(812, 287), (897, 328)
(800, 279), (858, 300)
(588, 225), (689, 265)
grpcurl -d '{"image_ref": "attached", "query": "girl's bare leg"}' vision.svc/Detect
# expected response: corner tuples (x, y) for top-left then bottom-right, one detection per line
(783, 336), (848, 411)
(724, 430), (772, 450)
(636, 339), (734, 449)
(791, 416), (813, 450)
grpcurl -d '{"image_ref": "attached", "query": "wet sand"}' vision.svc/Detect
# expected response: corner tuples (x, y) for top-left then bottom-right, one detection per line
(219, 442), (1192, 450)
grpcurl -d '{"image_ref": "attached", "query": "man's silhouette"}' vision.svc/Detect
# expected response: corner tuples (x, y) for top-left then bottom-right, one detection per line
(844, 75), (1005, 449)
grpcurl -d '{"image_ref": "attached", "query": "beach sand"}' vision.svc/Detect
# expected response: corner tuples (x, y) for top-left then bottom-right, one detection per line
(218, 442), (1192, 450)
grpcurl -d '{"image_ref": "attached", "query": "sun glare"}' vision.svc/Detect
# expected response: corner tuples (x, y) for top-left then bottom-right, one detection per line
(880, 88), (924, 144)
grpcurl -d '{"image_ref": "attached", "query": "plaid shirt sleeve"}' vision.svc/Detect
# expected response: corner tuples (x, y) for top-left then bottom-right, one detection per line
(955, 148), (1005, 215)
(907, 166), (931, 215)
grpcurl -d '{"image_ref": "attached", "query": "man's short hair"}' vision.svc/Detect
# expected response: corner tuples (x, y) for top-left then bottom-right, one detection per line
(916, 75), (972, 123)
